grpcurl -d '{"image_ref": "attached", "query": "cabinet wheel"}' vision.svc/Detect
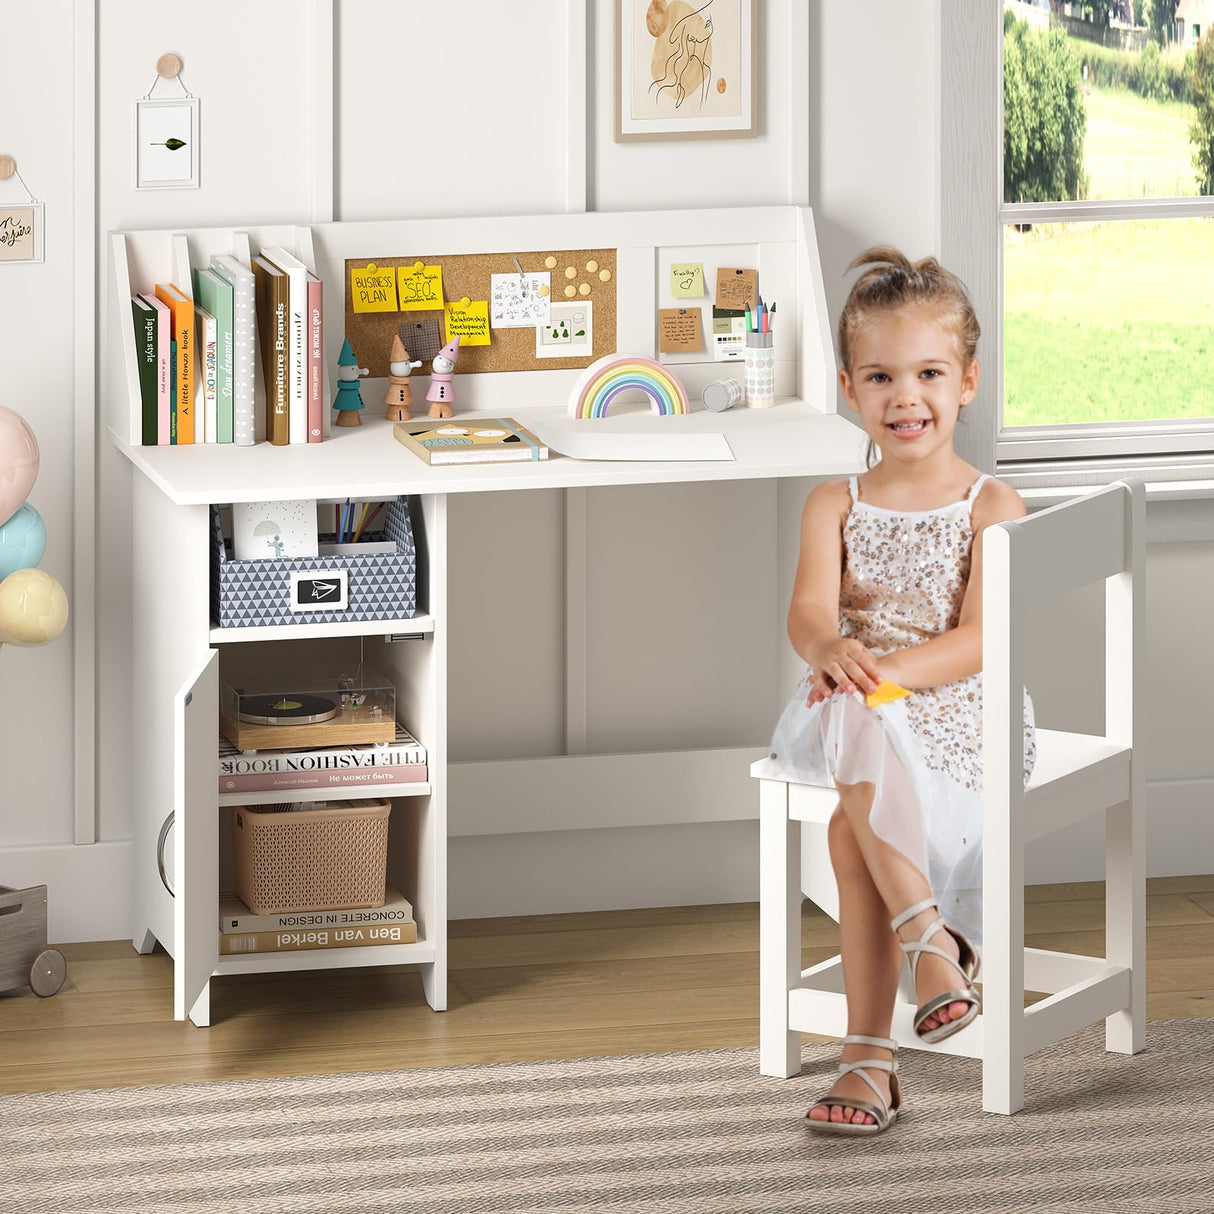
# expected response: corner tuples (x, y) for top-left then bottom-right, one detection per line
(30, 948), (66, 997)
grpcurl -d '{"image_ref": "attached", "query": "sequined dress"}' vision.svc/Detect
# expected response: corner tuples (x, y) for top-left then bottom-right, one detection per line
(763, 473), (1036, 944)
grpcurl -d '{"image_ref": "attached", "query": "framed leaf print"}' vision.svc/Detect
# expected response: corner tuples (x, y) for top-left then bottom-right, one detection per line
(136, 97), (200, 189)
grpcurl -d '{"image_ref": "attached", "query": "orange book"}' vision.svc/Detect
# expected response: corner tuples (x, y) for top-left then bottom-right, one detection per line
(155, 282), (195, 444)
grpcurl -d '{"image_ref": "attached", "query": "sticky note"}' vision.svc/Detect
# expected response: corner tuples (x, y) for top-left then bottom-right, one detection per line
(670, 263), (705, 297)
(865, 681), (911, 709)
(715, 267), (758, 311)
(350, 264), (398, 313)
(658, 307), (702, 353)
(444, 298), (491, 346)
(398, 262), (445, 311)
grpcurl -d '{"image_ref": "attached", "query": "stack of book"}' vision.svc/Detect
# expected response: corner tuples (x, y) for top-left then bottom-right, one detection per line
(218, 887), (417, 955)
(218, 723), (427, 796)
(130, 247), (324, 447)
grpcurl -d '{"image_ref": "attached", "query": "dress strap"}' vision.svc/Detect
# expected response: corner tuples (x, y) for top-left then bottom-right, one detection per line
(964, 474), (991, 508)
(848, 475), (859, 505)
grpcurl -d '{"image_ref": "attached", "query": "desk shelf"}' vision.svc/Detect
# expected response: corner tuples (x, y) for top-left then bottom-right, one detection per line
(210, 613), (435, 645)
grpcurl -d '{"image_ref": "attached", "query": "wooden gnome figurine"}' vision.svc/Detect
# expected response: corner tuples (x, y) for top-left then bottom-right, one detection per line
(383, 333), (423, 422)
(333, 338), (369, 427)
(426, 335), (460, 420)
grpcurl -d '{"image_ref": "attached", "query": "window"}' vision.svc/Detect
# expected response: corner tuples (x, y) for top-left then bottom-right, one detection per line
(943, 5), (1214, 479)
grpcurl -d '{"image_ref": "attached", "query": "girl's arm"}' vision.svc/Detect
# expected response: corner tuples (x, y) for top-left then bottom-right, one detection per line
(788, 481), (881, 692)
(878, 478), (1027, 691)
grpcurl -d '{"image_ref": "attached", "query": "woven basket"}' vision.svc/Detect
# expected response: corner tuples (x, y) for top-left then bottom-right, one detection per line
(232, 800), (391, 915)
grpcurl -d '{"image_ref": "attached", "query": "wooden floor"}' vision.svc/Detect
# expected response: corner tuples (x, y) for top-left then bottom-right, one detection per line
(3, 875), (1213, 1096)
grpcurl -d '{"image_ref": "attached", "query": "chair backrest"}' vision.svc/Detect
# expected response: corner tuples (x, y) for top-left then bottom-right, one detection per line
(981, 479), (1145, 801)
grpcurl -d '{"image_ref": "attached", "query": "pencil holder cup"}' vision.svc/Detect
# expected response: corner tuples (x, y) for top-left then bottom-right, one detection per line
(744, 334), (775, 408)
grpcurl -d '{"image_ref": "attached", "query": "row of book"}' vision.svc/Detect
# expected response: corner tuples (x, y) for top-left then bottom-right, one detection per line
(218, 722), (427, 795)
(218, 887), (417, 955)
(130, 247), (324, 447)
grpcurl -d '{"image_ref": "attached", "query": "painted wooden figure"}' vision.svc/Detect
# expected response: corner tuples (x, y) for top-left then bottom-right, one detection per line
(426, 335), (460, 419)
(384, 333), (423, 422)
(333, 338), (369, 427)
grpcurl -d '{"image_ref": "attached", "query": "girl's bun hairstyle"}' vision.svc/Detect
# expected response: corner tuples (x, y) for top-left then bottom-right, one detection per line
(837, 246), (980, 373)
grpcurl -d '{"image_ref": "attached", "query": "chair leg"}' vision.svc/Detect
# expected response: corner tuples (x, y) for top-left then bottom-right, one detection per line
(1105, 795), (1146, 1055)
(758, 779), (801, 1078)
(982, 801), (1025, 1115)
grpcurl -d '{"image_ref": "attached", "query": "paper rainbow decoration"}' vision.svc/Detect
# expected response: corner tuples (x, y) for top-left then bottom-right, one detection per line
(568, 354), (689, 419)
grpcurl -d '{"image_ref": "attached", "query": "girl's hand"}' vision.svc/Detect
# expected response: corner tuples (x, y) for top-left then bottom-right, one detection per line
(807, 637), (881, 698)
(806, 669), (837, 706)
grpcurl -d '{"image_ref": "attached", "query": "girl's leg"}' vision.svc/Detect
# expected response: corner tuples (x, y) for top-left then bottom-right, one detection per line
(807, 806), (903, 1127)
(834, 779), (971, 1034)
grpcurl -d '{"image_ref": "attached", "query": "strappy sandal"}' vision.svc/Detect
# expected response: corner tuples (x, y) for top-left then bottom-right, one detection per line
(805, 1034), (901, 1136)
(891, 896), (981, 1044)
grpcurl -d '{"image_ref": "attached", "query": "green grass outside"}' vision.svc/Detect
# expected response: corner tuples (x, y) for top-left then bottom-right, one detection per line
(1082, 85), (1199, 199)
(1003, 218), (1214, 427)
(1003, 84), (1210, 427)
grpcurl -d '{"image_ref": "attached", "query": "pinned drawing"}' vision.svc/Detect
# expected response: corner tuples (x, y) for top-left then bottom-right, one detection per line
(617, 0), (755, 140)
(490, 271), (551, 329)
(536, 301), (594, 360)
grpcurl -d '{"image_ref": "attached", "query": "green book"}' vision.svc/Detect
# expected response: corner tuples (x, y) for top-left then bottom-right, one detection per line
(131, 296), (158, 446)
(169, 338), (178, 444)
(194, 267), (235, 443)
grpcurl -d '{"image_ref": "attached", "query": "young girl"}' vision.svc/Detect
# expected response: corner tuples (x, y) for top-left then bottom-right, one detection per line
(767, 247), (1036, 1136)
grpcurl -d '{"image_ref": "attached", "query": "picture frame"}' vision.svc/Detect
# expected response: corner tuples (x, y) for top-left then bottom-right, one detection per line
(0, 203), (44, 265)
(615, 0), (756, 142)
(135, 96), (200, 189)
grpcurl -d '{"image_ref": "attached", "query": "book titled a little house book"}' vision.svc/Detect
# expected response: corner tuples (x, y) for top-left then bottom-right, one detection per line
(393, 418), (549, 465)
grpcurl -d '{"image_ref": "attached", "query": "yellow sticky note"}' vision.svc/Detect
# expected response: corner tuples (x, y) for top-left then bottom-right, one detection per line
(865, 680), (911, 709)
(444, 297), (491, 346)
(670, 262), (706, 297)
(350, 263), (398, 313)
(398, 261), (445, 311)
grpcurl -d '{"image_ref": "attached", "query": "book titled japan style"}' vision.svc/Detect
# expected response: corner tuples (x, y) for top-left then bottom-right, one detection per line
(393, 417), (549, 465)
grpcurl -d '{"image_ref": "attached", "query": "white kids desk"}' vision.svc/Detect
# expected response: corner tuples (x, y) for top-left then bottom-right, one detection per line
(107, 205), (867, 1026)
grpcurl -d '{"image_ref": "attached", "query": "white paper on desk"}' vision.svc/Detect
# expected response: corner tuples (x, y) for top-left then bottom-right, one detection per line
(527, 421), (733, 462)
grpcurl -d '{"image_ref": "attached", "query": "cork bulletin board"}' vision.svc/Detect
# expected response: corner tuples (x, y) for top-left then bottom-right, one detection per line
(343, 247), (618, 378)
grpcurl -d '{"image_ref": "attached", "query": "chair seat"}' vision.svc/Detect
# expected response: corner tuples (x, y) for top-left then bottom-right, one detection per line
(752, 727), (1130, 838)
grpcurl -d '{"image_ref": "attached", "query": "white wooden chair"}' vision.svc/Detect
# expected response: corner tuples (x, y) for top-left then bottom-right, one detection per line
(755, 479), (1145, 1114)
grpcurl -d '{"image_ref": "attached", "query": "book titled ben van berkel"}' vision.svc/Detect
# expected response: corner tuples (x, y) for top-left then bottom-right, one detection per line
(252, 254), (290, 445)
(154, 282), (194, 444)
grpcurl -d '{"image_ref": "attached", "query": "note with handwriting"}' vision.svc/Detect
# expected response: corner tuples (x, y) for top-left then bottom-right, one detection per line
(398, 262), (445, 311)
(444, 298), (491, 346)
(658, 307), (702, 353)
(490, 271), (551, 328)
(350, 264), (399, 313)
(670, 262), (705, 297)
(715, 267), (757, 311)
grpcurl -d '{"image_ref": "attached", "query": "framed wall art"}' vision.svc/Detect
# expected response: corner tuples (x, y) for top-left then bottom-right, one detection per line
(615, 0), (756, 141)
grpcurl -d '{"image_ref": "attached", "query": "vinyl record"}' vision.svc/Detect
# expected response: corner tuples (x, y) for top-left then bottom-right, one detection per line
(238, 694), (339, 725)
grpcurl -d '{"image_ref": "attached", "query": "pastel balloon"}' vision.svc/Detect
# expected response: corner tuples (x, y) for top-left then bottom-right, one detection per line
(0, 502), (47, 579)
(0, 567), (69, 648)
(0, 405), (39, 527)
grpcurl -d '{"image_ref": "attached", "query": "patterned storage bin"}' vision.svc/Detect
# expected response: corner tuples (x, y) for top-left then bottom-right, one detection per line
(211, 496), (417, 628)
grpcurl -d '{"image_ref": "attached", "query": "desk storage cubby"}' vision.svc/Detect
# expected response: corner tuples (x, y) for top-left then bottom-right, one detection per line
(211, 496), (417, 629)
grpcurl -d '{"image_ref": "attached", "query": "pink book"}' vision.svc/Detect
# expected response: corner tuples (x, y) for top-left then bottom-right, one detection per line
(219, 764), (427, 795)
(140, 293), (172, 444)
(306, 271), (323, 442)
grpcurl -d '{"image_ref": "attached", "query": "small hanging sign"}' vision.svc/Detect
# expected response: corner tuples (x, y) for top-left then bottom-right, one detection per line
(0, 156), (44, 264)
(135, 54), (200, 190)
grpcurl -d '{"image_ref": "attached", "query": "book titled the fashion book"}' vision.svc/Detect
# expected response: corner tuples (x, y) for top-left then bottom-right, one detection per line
(220, 887), (414, 933)
(393, 417), (549, 465)
(218, 722), (426, 794)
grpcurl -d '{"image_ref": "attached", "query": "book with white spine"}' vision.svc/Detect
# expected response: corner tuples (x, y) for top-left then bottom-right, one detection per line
(218, 721), (426, 773)
(261, 246), (309, 444)
(220, 887), (414, 934)
(210, 254), (257, 445)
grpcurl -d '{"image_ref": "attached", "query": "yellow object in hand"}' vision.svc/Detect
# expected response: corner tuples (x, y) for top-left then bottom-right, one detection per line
(865, 680), (911, 709)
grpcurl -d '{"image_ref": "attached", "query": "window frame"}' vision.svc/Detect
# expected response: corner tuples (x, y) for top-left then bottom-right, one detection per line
(942, 5), (1214, 481)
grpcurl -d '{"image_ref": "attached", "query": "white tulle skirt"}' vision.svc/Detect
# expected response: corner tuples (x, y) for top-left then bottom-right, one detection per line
(759, 667), (1035, 946)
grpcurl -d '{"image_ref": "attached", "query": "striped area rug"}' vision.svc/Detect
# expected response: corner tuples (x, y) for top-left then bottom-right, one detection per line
(2, 1019), (1211, 1214)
